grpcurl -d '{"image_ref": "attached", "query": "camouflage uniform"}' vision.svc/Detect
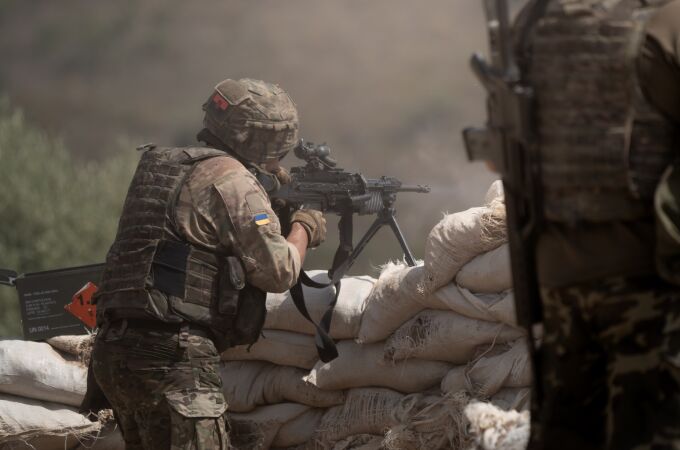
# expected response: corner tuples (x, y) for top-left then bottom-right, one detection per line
(534, 276), (680, 449)
(92, 154), (300, 449)
(91, 79), (302, 449)
(92, 328), (230, 450)
(522, 1), (680, 448)
(174, 154), (300, 293)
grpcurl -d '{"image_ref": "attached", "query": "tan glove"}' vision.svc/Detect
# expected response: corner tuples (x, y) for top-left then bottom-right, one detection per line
(290, 209), (326, 248)
(271, 166), (292, 185)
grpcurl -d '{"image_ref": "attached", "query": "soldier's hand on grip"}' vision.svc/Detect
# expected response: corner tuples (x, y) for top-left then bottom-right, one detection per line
(271, 166), (292, 185)
(290, 209), (326, 248)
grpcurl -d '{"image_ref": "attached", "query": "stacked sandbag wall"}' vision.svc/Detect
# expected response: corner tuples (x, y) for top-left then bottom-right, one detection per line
(220, 272), (480, 449)
(222, 181), (532, 449)
(221, 272), (381, 449)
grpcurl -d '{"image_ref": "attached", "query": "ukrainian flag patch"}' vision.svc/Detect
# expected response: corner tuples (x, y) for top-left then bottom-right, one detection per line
(254, 213), (271, 226)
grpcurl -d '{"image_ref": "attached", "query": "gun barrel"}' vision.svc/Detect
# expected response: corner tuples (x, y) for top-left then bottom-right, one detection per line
(398, 184), (431, 194)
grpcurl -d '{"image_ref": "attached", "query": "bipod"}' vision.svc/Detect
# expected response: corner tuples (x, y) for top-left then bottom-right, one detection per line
(329, 206), (416, 280)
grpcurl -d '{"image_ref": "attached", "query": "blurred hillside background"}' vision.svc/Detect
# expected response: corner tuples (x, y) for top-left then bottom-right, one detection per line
(0, 0), (499, 337)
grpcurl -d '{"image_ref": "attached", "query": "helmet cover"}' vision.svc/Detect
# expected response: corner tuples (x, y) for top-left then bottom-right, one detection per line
(202, 78), (299, 163)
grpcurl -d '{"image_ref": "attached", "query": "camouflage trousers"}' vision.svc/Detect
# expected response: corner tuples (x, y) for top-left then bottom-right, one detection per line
(530, 275), (680, 450)
(91, 322), (231, 450)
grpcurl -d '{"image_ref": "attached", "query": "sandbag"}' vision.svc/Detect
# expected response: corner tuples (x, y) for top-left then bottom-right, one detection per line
(465, 340), (531, 398)
(219, 361), (344, 413)
(484, 180), (504, 204)
(74, 421), (125, 450)
(0, 393), (100, 450)
(490, 388), (531, 412)
(422, 186), (506, 295)
(441, 340), (531, 398)
(314, 388), (404, 443)
(438, 366), (467, 395)
(384, 310), (524, 364)
(306, 341), (451, 393)
(464, 401), (530, 450)
(0, 340), (87, 407)
(456, 244), (512, 294)
(265, 271), (374, 340)
(273, 408), (325, 448)
(330, 434), (385, 450)
(229, 403), (311, 450)
(429, 284), (517, 326)
(357, 264), (427, 344)
(383, 392), (471, 450)
(46, 334), (94, 364)
(222, 330), (318, 369)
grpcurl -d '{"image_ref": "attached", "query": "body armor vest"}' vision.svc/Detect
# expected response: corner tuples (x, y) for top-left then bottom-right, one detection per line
(527, 0), (678, 222)
(96, 147), (264, 344)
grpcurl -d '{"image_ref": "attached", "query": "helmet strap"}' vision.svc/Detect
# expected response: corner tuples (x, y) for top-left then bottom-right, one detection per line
(196, 128), (235, 155)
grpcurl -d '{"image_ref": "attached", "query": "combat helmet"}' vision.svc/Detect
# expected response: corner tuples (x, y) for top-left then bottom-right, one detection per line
(201, 78), (299, 163)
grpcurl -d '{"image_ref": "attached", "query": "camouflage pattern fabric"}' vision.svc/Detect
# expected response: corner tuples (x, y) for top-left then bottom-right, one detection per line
(531, 275), (680, 450)
(91, 151), (300, 448)
(202, 78), (299, 163)
(174, 155), (301, 293)
(92, 325), (231, 450)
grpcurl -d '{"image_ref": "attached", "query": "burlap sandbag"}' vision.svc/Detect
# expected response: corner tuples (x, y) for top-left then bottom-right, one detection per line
(490, 388), (531, 412)
(356, 264), (428, 344)
(228, 403), (315, 450)
(484, 180), (504, 204)
(46, 334), (94, 365)
(305, 341), (451, 393)
(314, 388), (404, 443)
(383, 392), (471, 450)
(466, 340), (531, 397)
(437, 366), (467, 396)
(456, 244), (512, 294)
(464, 401), (530, 450)
(219, 361), (344, 413)
(422, 184), (506, 295)
(441, 340), (531, 398)
(265, 271), (375, 339)
(273, 408), (325, 448)
(384, 310), (524, 364)
(429, 284), (517, 327)
(222, 330), (318, 369)
(0, 340), (87, 407)
(329, 434), (385, 450)
(0, 393), (100, 450)
(74, 420), (125, 450)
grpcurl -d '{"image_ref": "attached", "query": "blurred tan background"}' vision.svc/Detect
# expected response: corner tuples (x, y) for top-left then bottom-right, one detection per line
(0, 0), (497, 334)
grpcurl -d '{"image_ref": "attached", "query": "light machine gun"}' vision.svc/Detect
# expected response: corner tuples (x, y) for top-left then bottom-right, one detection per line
(269, 139), (429, 363)
(462, 0), (549, 412)
(271, 140), (430, 278)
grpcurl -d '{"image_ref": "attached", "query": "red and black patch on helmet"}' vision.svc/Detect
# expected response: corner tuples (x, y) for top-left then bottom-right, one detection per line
(212, 93), (229, 111)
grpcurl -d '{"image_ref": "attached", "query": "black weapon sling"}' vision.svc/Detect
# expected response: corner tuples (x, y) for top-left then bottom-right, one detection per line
(289, 210), (417, 363)
(290, 271), (342, 362)
(289, 212), (353, 362)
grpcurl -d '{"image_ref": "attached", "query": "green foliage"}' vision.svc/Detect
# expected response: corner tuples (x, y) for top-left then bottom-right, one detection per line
(0, 99), (138, 337)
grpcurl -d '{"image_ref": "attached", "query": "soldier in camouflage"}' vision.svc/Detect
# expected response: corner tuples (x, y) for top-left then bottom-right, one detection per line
(90, 78), (326, 449)
(513, 1), (680, 448)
